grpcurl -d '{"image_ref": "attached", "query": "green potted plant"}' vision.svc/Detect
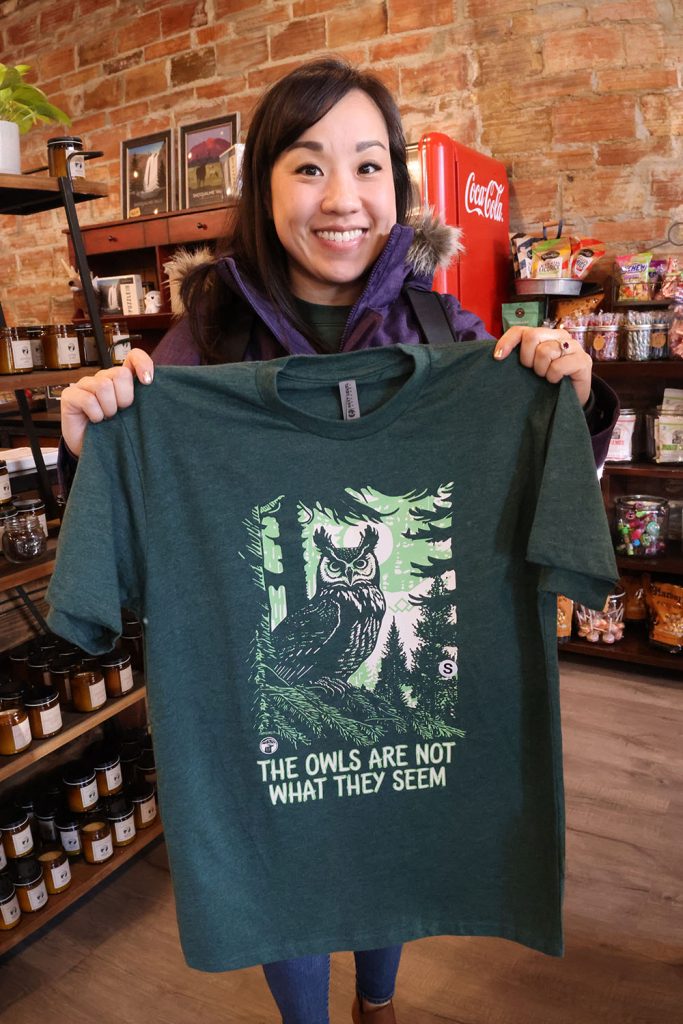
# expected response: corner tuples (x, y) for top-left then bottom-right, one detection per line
(0, 62), (71, 175)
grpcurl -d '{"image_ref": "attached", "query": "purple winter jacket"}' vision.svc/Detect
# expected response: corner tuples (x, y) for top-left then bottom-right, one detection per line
(58, 220), (618, 486)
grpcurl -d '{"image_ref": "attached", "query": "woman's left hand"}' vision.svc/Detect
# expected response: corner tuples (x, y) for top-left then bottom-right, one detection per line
(493, 326), (592, 407)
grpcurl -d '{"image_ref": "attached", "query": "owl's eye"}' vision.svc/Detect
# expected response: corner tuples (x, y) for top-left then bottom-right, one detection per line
(328, 560), (343, 574)
(355, 557), (368, 570)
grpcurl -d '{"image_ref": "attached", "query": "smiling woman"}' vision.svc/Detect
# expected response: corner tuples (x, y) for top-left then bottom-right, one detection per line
(269, 90), (397, 306)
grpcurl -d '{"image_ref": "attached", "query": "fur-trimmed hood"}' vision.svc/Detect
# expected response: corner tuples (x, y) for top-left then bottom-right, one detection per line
(163, 211), (462, 317)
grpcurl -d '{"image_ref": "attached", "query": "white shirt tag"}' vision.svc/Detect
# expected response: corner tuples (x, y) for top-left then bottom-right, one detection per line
(339, 379), (360, 420)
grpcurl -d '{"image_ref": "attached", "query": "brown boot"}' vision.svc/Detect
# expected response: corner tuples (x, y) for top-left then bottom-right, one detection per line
(351, 990), (397, 1024)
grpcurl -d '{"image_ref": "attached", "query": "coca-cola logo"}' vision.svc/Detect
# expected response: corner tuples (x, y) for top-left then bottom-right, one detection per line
(464, 172), (505, 222)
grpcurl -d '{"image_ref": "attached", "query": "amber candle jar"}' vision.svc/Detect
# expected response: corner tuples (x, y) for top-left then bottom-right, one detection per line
(37, 847), (72, 894)
(50, 653), (76, 707)
(121, 616), (144, 671)
(0, 679), (25, 711)
(26, 652), (52, 689)
(0, 326), (33, 374)
(104, 322), (131, 365)
(9, 644), (30, 684)
(54, 810), (82, 859)
(62, 760), (99, 813)
(70, 667), (107, 713)
(89, 743), (123, 797)
(10, 857), (48, 913)
(22, 325), (46, 369)
(80, 819), (114, 864)
(34, 794), (61, 844)
(43, 325), (81, 369)
(100, 650), (134, 697)
(135, 747), (157, 789)
(0, 875), (21, 930)
(104, 795), (136, 847)
(129, 781), (157, 830)
(0, 706), (32, 756)
(0, 805), (34, 859)
(23, 686), (62, 740)
(74, 323), (100, 366)
(119, 737), (142, 787)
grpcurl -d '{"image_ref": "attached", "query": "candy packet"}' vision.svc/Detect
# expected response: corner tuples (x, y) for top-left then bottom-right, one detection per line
(616, 251), (653, 301)
(531, 237), (572, 278)
(570, 238), (605, 279)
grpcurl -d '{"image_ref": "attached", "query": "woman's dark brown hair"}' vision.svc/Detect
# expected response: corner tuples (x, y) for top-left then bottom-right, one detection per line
(182, 57), (411, 361)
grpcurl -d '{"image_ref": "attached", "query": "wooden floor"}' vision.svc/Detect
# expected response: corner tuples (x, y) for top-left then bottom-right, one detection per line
(1, 658), (681, 1024)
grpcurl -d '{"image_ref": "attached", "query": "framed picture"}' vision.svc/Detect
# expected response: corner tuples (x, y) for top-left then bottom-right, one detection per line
(121, 130), (174, 219)
(178, 114), (239, 209)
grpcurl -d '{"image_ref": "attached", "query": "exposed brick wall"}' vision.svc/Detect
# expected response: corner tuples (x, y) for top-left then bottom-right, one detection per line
(0, 0), (680, 324)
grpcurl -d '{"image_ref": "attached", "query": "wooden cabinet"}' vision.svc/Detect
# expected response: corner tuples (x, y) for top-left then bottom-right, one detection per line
(66, 203), (236, 352)
(561, 358), (683, 674)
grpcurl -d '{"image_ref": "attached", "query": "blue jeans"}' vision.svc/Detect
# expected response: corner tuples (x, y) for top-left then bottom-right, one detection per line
(262, 944), (403, 1024)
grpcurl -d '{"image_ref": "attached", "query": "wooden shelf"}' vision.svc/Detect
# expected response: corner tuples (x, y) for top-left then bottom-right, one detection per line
(615, 542), (683, 575)
(0, 817), (163, 957)
(591, 361), (683, 381)
(0, 535), (57, 590)
(560, 623), (683, 673)
(603, 462), (683, 478)
(0, 173), (108, 217)
(0, 367), (98, 391)
(0, 682), (147, 784)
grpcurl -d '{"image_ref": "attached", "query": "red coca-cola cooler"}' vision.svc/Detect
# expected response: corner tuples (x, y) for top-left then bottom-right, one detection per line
(407, 132), (510, 339)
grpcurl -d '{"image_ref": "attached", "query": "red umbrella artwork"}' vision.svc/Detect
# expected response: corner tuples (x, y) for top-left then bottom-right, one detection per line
(187, 137), (229, 164)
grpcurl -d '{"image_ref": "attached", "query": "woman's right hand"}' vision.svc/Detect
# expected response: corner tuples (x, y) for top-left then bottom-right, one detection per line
(60, 349), (155, 458)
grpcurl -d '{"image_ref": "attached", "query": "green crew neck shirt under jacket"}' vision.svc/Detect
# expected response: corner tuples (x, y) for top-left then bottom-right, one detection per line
(293, 296), (352, 352)
(46, 343), (618, 972)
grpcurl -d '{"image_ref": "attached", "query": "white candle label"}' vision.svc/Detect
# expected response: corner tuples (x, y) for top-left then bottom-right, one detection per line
(89, 679), (107, 707)
(12, 824), (33, 855)
(114, 816), (136, 843)
(10, 339), (32, 369)
(30, 339), (44, 364)
(39, 704), (62, 734)
(0, 843), (6, 870)
(91, 836), (113, 861)
(51, 861), (71, 888)
(27, 881), (48, 910)
(119, 665), (134, 693)
(0, 477), (11, 500)
(11, 716), (32, 749)
(70, 155), (85, 178)
(0, 895), (20, 925)
(105, 765), (122, 790)
(57, 336), (79, 365)
(61, 830), (80, 853)
(139, 797), (157, 823)
(37, 513), (48, 537)
(82, 781), (98, 807)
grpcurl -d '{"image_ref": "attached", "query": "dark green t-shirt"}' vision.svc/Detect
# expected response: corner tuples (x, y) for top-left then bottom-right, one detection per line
(46, 343), (618, 971)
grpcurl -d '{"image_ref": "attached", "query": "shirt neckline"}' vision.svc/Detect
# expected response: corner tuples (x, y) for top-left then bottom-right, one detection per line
(255, 345), (431, 439)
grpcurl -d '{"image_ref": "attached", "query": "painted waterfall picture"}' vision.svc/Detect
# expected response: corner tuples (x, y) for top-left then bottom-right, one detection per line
(121, 130), (174, 218)
(240, 483), (465, 751)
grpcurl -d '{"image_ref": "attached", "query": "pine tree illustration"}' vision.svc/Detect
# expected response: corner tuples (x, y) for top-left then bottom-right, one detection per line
(409, 577), (458, 718)
(375, 617), (411, 709)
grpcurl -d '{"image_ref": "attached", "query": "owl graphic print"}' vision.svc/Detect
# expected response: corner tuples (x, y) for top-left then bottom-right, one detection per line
(243, 485), (463, 771)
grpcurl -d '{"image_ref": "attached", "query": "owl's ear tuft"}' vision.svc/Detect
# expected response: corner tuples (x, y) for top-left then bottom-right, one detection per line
(359, 526), (379, 553)
(313, 527), (335, 555)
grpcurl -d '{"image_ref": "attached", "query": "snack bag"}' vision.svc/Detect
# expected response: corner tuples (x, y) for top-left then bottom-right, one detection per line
(656, 256), (682, 300)
(513, 234), (543, 279)
(531, 237), (572, 279)
(616, 251), (653, 301)
(570, 238), (606, 279)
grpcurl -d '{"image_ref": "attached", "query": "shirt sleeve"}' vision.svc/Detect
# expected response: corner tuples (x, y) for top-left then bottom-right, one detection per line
(526, 377), (619, 609)
(46, 413), (146, 654)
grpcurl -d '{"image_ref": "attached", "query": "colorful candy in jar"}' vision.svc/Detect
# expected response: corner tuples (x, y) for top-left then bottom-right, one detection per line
(615, 495), (668, 556)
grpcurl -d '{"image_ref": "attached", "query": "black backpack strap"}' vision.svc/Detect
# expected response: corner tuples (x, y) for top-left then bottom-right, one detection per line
(403, 286), (457, 347)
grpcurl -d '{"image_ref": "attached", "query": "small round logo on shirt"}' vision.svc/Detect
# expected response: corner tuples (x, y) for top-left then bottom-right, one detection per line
(259, 736), (279, 754)
(438, 659), (457, 679)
